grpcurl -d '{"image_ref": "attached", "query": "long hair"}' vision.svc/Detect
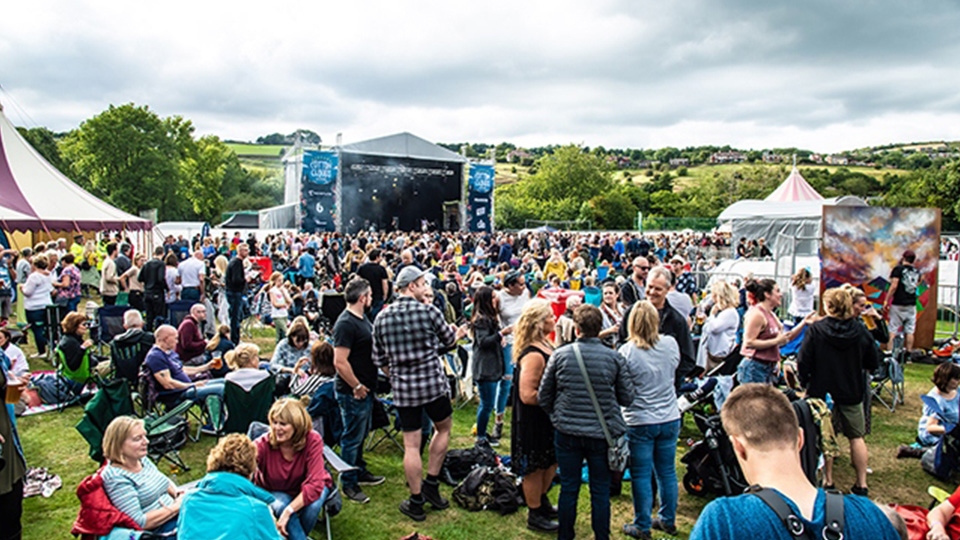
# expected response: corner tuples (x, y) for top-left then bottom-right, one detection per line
(791, 268), (811, 290)
(513, 299), (554, 363)
(628, 301), (660, 350)
(711, 281), (739, 312)
(471, 286), (499, 327)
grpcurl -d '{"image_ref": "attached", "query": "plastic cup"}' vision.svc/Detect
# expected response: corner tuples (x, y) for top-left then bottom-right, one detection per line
(6, 375), (24, 404)
(211, 356), (223, 370)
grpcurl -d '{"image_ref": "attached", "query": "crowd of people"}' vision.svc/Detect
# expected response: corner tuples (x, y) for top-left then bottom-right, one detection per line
(0, 225), (946, 539)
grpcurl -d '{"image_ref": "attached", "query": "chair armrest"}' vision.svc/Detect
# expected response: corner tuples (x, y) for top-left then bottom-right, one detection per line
(323, 445), (358, 474)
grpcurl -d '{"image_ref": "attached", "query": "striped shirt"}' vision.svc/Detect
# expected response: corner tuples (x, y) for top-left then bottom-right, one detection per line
(102, 457), (174, 528)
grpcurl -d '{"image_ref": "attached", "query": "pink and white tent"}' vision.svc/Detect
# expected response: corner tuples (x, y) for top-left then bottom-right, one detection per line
(764, 167), (823, 202)
(0, 104), (152, 232)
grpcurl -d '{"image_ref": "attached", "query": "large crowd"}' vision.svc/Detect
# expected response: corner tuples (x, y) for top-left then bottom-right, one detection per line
(0, 227), (952, 539)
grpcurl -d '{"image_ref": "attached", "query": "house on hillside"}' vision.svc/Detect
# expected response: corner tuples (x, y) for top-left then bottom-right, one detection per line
(709, 151), (746, 164)
(668, 157), (690, 168)
(506, 149), (532, 163)
(762, 151), (782, 163)
(825, 154), (849, 165)
(809, 154), (823, 163)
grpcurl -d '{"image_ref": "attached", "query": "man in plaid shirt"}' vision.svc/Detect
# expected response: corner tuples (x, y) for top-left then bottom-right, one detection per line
(373, 266), (468, 522)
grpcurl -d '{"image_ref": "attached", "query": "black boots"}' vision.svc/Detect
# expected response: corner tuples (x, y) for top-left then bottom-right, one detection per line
(527, 505), (559, 532)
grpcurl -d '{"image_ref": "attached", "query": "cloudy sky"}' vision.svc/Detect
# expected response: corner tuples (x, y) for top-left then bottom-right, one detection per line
(2, 0), (959, 153)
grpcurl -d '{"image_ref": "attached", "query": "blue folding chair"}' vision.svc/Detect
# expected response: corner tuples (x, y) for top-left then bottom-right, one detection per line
(166, 300), (195, 328)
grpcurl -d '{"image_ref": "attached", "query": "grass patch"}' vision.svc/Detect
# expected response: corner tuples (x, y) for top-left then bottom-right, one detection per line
(13, 319), (954, 538)
(225, 143), (288, 158)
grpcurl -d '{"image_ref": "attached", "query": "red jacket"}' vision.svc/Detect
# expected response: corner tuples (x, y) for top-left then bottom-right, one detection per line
(72, 466), (141, 539)
(176, 315), (206, 360)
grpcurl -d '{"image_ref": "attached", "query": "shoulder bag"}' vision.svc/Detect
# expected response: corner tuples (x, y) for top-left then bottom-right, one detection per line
(572, 343), (629, 472)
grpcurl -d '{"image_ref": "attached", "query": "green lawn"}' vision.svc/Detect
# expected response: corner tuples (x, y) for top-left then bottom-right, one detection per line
(225, 143), (288, 158)
(14, 324), (952, 539)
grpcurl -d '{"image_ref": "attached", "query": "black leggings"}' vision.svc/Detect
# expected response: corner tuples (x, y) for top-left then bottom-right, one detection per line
(0, 478), (23, 540)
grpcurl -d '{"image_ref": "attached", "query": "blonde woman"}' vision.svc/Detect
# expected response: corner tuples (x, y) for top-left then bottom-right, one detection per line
(619, 301), (681, 538)
(79, 240), (101, 297)
(253, 398), (333, 540)
(101, 416), (180, 536)
(224, 343), (270, 391)
(178, 434), (282, 539)
(788, 268), (815, 323)
(510, 299), (559, 532)
(696, 281), (741, 372)
(211, 255), (230, 326)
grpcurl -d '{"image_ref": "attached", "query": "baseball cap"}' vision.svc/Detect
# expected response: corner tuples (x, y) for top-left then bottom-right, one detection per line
(395, 266), (427, 289)
(670, 255), (685, 265)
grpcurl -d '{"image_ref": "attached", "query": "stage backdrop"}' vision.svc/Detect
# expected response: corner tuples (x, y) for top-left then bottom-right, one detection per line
(467, 163), (494, 233)
(300, 150), (339, 233)
(821, 206), (941, 349)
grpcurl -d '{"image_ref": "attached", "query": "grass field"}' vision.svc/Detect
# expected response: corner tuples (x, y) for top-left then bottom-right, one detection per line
(225, 143), (288, 158)
(13, 321), (954, 540)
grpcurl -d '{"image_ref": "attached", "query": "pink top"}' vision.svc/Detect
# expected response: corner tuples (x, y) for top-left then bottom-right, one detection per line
(254, 429), (333, 505)
(740, 306), (782, 363)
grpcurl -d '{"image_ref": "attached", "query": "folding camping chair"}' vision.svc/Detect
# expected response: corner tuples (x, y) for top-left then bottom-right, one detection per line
(217, 376), (275, 435)
(166, 299), (194, 329)
(75, 378), (193, 471)
(95, 304), (130, 359)
(137, 363), (208, 442)
(53, 347), (100, 411)
(366, 396), (404, 452)
(872, 351), (906, 412)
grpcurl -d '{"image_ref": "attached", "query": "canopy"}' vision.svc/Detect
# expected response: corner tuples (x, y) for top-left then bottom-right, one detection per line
(340, 132), (467, 162)
(217, 212), (259, 229)
(764, 167), (823, 202)
(0, 104), (152, 232)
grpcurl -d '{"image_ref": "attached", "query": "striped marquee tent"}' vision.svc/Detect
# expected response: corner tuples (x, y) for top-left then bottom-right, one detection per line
(764, 167), (823, 202)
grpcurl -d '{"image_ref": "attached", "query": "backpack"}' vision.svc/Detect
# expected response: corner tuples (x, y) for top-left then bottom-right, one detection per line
(922, 423), (960, 481)
(452, 466), (523, 515)
(441, 439), (499, 484)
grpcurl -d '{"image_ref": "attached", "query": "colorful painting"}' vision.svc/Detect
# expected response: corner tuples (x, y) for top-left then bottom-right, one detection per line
(821, 206), (940, 348)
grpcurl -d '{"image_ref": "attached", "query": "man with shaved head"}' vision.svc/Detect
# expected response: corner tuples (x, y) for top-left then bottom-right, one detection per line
(176, 304), (209, 366)
(144, 324), (222, 405)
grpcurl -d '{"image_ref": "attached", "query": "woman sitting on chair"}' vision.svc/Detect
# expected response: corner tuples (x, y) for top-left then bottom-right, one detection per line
(270, 317), (315, 394)
(224, 343), (271, 391)
(290, 341), (335, 399)
(900, 363), (960, 459)
(101, 416), (180, 537)
(178, 433), (282, 540)
(253, 398), (333, 540)
(57, 312), (98, 381)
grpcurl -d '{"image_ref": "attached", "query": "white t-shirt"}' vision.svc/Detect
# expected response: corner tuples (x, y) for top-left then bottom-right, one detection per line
(789, 285), (816, 317)
(23, 272), (54, 311)
(498, 288), (530, 344)
(177, 257), (206, 288)
(4, 344), (28, 377)
(270, 286), (290, 318)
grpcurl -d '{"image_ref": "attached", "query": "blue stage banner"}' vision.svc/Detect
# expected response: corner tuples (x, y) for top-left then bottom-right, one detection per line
(467, 164), (494, 232)
(300, 150), (338, 232)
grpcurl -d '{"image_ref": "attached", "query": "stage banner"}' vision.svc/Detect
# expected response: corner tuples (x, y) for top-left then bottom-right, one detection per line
(821, 206), (941, 349)
(467, 164), (494, 232)
(300, 150), (338, 233)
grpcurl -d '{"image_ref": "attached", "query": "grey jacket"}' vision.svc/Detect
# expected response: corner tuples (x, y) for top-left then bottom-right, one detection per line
(539, 337), (634, 440)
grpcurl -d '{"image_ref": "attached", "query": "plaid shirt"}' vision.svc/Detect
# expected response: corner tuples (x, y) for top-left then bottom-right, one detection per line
(373, 296), (457, 407)
(676, 271), (698, 296)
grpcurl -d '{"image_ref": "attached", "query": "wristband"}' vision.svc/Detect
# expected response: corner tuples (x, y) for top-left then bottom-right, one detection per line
(355, 383), (363, 391)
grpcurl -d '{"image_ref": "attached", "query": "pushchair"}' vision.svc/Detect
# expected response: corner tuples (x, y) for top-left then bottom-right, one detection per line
(681, 394), (821, 497)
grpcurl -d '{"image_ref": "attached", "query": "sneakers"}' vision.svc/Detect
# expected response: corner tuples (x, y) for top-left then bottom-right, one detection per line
(652, 517), (678, 536)
(622, 524), (652, 539)
(491, 421), (504, 441)
(399, 499), (426, 521)
(343, 485), (370, 504)
(850, 484), (869, 497)
(421, 479), (449, 509)
(527, 507), (559, 532)
(479, 435), (500, 447)
(357, 471), (386, 486)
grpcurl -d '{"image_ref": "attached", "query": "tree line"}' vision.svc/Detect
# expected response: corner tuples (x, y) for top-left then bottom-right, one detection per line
(17, 103), (284, 223)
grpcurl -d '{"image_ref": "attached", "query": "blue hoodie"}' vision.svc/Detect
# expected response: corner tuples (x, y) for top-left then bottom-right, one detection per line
(177, 471), (281, 540)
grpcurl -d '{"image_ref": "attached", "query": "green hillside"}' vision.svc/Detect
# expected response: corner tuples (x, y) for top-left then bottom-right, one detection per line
(225, 142), (288, 158)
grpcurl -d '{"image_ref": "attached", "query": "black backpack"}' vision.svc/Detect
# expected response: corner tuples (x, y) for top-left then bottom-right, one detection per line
(452, 466), (523, 515)
(441, 439), (498, 484)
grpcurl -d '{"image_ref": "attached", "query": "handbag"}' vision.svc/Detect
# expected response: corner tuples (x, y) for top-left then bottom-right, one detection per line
(571, 343), (630, 472)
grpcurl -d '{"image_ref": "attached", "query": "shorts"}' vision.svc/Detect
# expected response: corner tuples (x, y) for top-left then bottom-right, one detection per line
(889, 304), (917, 335)
(832, 402), (866, 439)
(0, 295), (11, 319)
(397, 396), (453, 432)
(737, 358), (778, 385)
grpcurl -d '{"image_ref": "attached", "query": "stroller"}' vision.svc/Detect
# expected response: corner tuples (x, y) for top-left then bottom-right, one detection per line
(681, 393), (821, 497)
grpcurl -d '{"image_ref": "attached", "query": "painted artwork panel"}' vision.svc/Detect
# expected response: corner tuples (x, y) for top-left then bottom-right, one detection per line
(821, 206), (940, 348)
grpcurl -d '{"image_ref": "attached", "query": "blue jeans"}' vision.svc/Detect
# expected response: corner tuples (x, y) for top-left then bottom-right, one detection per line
(496, 343), (514, 414)
(181, 379), (226, 403)
(555, 430), (611, 540)
(737, 358), (777, 384)
(337, 391), (374, 489)
(180, 287), (200, 302)
(270, 488), (329, 540)
(475, 380), (499, 438)
(25, 309), (47, 355)
(226, 291), (244, 344)
(627, 420), (681, 532)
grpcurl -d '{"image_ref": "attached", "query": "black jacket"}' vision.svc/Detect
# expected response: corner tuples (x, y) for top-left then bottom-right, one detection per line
(139, 258), (167, 296)
(471, 316), (504, 382)
(798, 316), (880, 405)
(225, 257), (246, 293)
